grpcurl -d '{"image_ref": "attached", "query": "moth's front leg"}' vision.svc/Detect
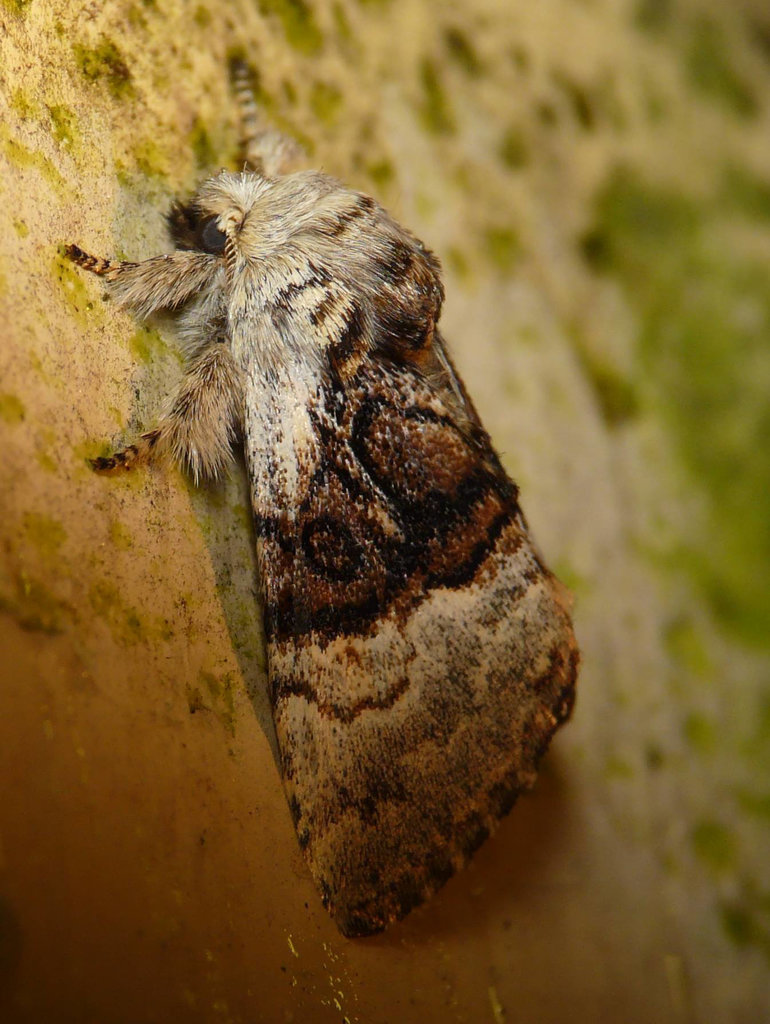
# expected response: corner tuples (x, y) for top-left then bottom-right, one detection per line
(65, 243), (220, 318)
(66, 243), (238, 482)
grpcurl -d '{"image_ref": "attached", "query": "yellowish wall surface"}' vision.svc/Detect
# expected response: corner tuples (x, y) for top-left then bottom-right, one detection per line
(1, 0), (769, 1021)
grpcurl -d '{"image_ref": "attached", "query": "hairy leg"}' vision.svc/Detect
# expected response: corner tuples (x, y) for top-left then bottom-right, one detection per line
(92, 343), (242, 483)
(65, 244), (220, 317)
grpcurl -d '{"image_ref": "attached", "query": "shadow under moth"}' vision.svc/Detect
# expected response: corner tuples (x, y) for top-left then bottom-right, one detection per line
(67, 62), (579, 938)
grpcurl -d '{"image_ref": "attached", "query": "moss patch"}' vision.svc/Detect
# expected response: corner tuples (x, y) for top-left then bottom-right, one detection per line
(0, 0), (32, 15)
(128, 325), (167, 364)
(692, 820), (736, 873)
(735, 790), (770, 822)
(682, 712), (717, 755)
(417, 58), (455, 136)
(553, 71), (596, 131)
(48, 104), (81, 153)
(482, 226), (520, 271)
(578, 351), (639, 426)
(720, 164), (770, 222)
(365, 158), (395, 191)
(258, 0), (323, 55)
(131, 138), (170, 179)
(498, 126), (529, 170)
(665, 615), (711, 676)
(193, 5), (211, 28)
(109, 520), (133, 550)
(332, 2), (352, 44)
(23, 512), (67, 560)
(0, 394), (25, 424)
(719, 897), (770, 960)
(190, 118), (216, 169)
(10, 89), (41, 120)
(200, 669), (237, 735)
(582, 166), (770, 648)
(72, 38), (135, 99)
(443, 27), (482, 77)
(309, 81), (342, 125)
(634, 0), (672, 34)
(52, 249), (97, 323)
(0, 571), (72, 635)
(89, 579), (145, 645)
(686, 17), (759, 119)
(0, 124), (65, 189)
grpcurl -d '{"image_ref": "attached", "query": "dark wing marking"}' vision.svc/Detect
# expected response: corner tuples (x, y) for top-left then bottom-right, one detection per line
(257, 355), (578, 937)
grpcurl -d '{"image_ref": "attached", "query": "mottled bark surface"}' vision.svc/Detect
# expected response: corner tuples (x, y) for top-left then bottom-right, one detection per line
(1, 1), (769, 1021)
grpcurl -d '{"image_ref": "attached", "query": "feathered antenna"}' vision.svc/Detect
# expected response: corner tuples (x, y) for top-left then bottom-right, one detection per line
(228, 56), (302, 177)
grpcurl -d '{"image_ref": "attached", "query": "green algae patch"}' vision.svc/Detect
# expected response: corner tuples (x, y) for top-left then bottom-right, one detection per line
(131, 138), (170, 180)
(365, 157), (395, 191)
(10, 89), (41, 120)
(583, 166), (770, 649)
(23, 512), (67, 560)
(309, 81), (342, 126)
(682, 712), (717, 755)
(665, 615), (711, 676)
(52, 249), (98, 323)
(443, 27), (482, 78)
(0, 394), (26, 424)
(193, 5), (211, 27)
(482, 226), (520, 271)
(0, 124), (65, 190)
(13, 219), (29, 238)
(634, 0), (672, 33)
(687, 17), (758, 119)
(578, 351), (639, 427)
(498, 126), (529, 171)
(89, 579), (146, 645)
(720, 163), (770, 222)
(552, 559), (587, 597)
(129, 325), (167, 364)
(645, 743), (664, 770)
(692, 820), (736, 874)
(445, 245), (471, 281)
(190, 118), (216, 169)
(604, 755), (633, 779)
(109, 520), (133, 550)
(0, 0), (32, 16)
(332, 2), (352, 44)
(200, 669), (237, 736)
(73, 438), (116, 466)
(186, 671), (237, 737)
(736, 789), (770, 822)
(0, 571), (72, 635)
(73, 39), (135, 100)
(258, 0), (323, 55)
(553, 71), (596, 131)
(580, 168), (699, 271)
(36, 449), (58, 474)
(417, 58), (456, 136)
(719, 897), (770, 959)
(48, 104), (81, 154)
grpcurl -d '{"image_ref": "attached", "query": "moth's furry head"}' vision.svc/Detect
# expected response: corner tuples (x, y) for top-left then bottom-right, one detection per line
(168, 169), (445, 375)
(107, 166), (444, 377)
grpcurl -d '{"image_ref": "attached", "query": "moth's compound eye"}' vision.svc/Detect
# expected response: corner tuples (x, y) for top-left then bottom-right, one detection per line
(199, 217), (227, 255)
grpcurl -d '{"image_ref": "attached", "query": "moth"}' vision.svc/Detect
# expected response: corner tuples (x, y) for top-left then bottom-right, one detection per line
(67, 62), (579, 938)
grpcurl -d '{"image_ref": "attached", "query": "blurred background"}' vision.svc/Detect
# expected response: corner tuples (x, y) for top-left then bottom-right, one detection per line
(1, 0), (768, 1021)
